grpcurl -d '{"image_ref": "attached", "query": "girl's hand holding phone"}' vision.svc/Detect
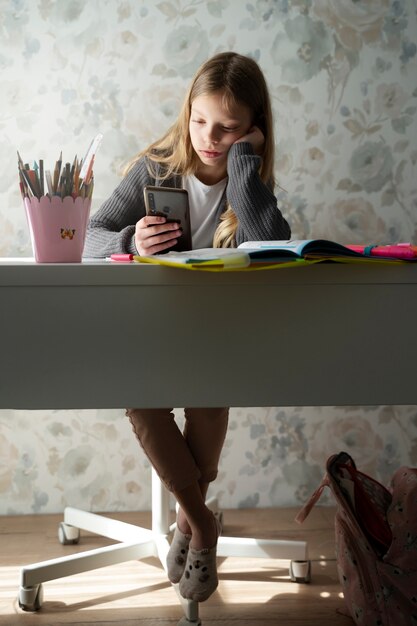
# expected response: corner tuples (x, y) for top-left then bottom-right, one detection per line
(135, 215), (181, 256)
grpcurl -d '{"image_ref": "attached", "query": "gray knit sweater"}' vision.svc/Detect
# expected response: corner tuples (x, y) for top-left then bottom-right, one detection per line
(84, 142), (291, 257)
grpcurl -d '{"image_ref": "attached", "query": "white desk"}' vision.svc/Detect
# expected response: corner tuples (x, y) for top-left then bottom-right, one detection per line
(1, 260), (416, 624)
(1, 260), (417, 409)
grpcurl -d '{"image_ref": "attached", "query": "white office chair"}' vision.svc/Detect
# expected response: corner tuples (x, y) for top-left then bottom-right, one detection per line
(18, 468), (310, 625)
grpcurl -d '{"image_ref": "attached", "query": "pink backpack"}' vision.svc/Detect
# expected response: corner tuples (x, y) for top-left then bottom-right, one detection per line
(296, 452), (417, 626)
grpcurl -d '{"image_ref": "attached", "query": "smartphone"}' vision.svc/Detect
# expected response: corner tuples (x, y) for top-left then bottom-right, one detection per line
(143, 186), (192, 252)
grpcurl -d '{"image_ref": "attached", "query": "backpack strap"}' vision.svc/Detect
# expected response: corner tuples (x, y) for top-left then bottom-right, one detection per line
(295, 452), (347, 524)
(295, 473), (330, 524)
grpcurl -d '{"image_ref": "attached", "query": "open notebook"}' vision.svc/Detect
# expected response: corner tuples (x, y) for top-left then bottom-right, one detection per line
(132, 239), (417, 271)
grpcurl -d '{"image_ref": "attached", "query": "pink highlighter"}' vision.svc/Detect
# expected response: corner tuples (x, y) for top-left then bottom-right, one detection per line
(109, 254), (134, 262)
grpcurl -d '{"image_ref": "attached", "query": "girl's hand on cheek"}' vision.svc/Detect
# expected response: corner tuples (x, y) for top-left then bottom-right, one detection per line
(135, 215), (182, 256)
(234, 126), (264, 155)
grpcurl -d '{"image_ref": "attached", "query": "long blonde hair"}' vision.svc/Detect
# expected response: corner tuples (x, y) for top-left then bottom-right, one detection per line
(125, 52), (275, 247)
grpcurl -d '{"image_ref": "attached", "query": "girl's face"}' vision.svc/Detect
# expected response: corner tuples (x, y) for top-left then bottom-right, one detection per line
(189, 91), (252, 184)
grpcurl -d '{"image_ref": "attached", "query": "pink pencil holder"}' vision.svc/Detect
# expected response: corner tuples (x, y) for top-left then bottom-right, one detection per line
(24, 195), (91, 263)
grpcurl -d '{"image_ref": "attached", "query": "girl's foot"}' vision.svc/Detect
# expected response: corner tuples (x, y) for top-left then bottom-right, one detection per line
(166, 525), (192, 583)
(179, 514), (222, 602)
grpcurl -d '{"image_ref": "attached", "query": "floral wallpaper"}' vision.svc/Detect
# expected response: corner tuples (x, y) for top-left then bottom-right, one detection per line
(1, 0), (417, 515)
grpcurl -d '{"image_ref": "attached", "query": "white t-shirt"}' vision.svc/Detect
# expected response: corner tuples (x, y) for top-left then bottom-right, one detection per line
(183, 175), (227, 249)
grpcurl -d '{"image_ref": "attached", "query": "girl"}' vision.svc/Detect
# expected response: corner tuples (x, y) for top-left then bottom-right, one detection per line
(84, 51), (290, 602)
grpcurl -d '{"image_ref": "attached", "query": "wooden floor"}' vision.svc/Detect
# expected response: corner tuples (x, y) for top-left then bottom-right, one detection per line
(0, 507), (354, 626)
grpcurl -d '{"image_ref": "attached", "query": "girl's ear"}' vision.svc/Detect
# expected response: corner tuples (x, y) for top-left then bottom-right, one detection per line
(254, 113), (266, 136)
(257, 113), (266, 135)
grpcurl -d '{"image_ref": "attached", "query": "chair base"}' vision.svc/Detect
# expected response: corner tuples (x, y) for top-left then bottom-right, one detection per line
(18, 469), (309, 624)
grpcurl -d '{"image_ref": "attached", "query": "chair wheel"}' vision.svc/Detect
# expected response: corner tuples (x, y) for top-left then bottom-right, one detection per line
(290, 559), (311, 583)
(58, 521), (80, 545)
(18, 584), (43, 611)
(177, 617), (201, 625)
